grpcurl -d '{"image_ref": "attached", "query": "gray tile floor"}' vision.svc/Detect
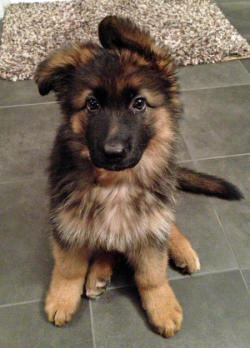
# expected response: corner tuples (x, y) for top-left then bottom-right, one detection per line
(0, 2), (250, 347)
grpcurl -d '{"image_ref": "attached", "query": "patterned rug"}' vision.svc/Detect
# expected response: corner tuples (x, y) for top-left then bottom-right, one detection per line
(1, 0), (250, 81)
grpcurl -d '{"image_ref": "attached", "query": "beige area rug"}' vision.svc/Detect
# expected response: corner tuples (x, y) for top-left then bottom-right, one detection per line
(1, 0), (250, 81)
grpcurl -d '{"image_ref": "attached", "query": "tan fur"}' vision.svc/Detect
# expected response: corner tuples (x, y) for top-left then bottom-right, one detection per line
(168, 224), (200, 273)
(140, 88), (165, 106)
(71, 110), (87, 135)
(85, 251), (115, 298)
(130, 246), (183, 338)
(72, 89), (92, 110)
(45, 239), (91, 326)
(142, 107), (175, 156)
(115, 71), (143, 93)
(134, 107), (176, 190)
(118, 49), (149, 69)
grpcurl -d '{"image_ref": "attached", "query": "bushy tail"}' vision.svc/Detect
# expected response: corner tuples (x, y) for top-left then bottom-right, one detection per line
(177, 167), (243, 200)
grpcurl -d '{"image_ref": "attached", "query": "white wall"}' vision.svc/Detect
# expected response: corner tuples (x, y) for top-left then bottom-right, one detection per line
(0, 0), (70, 18)
(0, 0), (9, 18)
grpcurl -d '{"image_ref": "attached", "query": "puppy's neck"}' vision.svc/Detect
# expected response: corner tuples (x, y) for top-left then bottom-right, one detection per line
(93, 167), (134, 187)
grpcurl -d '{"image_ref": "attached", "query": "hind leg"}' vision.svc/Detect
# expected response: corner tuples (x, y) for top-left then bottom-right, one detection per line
(168, 224), (200, 274)
(85, 251), (115, 299)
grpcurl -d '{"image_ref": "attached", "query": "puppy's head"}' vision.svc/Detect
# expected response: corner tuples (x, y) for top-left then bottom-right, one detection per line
(35, 16), (181, 172)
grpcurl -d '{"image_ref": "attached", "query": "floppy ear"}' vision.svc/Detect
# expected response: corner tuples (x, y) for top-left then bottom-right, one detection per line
(35, 43), (98, 96)
(98, 16), (173, 70)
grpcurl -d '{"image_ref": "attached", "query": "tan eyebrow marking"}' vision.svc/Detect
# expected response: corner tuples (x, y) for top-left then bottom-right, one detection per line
(139, 88), (165, 107)
(72, 89), (92, 110)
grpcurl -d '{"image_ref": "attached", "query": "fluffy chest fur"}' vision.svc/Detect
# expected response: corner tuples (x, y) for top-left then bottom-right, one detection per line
(51, 179), (174, 252)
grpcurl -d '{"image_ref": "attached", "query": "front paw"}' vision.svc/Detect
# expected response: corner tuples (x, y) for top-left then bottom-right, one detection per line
(142, 283), (183, 338)
(45, 292), (79, 326)
(149, 297), (183, 337)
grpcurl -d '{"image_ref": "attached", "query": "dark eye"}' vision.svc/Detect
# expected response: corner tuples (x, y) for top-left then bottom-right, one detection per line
(86, 97), (100, 112)
(132, 97), (146, 111)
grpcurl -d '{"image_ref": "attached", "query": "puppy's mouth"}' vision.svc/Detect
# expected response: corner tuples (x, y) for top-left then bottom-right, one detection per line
(91, 157), (141, 171)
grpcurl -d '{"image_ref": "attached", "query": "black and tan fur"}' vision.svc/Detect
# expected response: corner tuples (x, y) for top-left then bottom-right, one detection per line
(35, 16), (242, 338)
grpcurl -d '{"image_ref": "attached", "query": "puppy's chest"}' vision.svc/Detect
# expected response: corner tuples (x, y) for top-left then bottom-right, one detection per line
(54, 183), (172, 251)
(89, 184), (136, 225)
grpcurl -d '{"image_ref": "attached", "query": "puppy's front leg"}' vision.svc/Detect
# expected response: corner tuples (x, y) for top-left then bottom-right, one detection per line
(130, 246), (183, 338)
(45, 238), (91, 326)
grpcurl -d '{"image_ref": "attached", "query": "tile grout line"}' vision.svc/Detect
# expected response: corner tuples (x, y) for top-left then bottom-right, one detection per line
(89, 301), (97, 348)
(179, 136), (196, 164)
(191, 153), (250, 161)
(107, 268), (240, 292)
(107, 283), (134, 291)
(212, 208), (250, 298)
(239, 269), (250, 297)
(177, 152), (250, 165)
(0, 101), (57, 109)
(177, 159), (194, 164)
(241, 267), (250, 272)
(239, 60), (250, 78)
(180, 81), (250, 92)
(0, 267), (243, 309)
(0, 299), (41, 309)
(212, 207), (240, 269)
(190, 267), (239, 279)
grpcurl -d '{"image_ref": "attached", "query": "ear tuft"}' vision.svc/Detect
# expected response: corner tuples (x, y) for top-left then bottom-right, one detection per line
(98, 16), (154, 57)
(98, 16), (175, 77)
(98, 16), (123, 50)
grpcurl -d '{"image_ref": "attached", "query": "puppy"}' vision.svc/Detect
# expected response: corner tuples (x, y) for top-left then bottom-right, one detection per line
(35, 16), (242, 337)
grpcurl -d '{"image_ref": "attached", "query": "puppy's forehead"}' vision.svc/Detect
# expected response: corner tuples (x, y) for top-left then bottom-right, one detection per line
(72, 49), (165, 108)
(89, 51), (144, 85)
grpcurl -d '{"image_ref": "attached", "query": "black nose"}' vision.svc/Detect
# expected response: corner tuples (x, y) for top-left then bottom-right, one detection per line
(103, 140), (126, 159)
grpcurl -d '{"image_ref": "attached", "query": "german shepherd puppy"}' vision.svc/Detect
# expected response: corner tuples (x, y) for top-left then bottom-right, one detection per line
(35, 16), (242, 338)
